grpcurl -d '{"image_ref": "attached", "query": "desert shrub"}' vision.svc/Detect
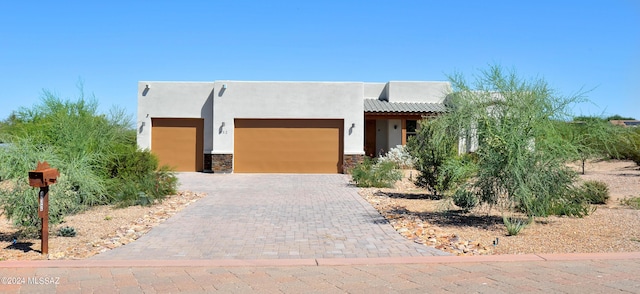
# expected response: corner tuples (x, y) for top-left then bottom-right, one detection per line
(438, 154), (478, 195)
(452, 187), (478, 212)
(351, 157), (402, 188)
(152, 166), (178, 197)
(615, 128), (640, 165)
(0, 89), (178, 231)
(620, 196), (640, 209)
(574, 180), (609, 204)
(111, 166), (177, 207)
(377, 145), (414, 169)
(406, 118), (457, 196)
(0, 174), (82, 229)
(57, 226), (77, 237)
(546, 191), (595, 217)
(561, 117), (631, 174)
(106, 146), (176, 205)
(442, 66), (588, 218)
(503, 215), (532, 236)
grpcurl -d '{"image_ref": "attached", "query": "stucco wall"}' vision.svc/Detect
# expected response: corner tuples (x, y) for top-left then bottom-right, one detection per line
(363, 82), (387, 99)
(387, 119), (402, 149)
(387, 81), (451, 103)
(137, 82), (214, 152)
(137, 80), (452, 160)
(212, 81), (365, 155)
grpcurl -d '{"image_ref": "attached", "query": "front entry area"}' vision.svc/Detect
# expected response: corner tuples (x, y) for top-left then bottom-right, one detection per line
(234, 119), (344, 173)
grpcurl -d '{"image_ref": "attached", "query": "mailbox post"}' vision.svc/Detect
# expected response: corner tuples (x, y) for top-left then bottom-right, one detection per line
(28, 161), (59, 255)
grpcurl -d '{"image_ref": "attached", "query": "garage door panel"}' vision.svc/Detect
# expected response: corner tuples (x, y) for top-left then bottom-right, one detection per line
(151, 118), (204, 172)
(234, 119), (343, 173)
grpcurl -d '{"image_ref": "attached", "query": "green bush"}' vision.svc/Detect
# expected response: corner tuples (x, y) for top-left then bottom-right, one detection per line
(546, 192), (594, 217)
(574, 180), (609, 204)
(616, 128), (640, 165)
(410, 65), (589, 218)
(620, 196), (640, 209)
(439, 154), (478, 194)
(351, 158), (402, 188)
(452, 188), (478, 212)
(406, 119), (458, 196)
(0, 90), (178, 231)
(503, 215), (532, 236)
(111, 166), (177, 207)
(107, 147), (177, 206)
(57, 226), (77, 237)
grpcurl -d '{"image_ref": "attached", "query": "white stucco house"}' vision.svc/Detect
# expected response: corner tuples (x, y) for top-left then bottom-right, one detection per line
(137, 80), (451, 173)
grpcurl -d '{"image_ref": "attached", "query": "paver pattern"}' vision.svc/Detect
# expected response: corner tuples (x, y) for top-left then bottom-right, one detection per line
(93, 174), (446, 260)
(2, 255), (639, 293)
(2, 174), (639, 293)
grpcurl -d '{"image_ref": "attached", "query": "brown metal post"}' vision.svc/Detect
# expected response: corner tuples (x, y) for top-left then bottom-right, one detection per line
(29, 161), (57, 256)
(39, 186), (49, 255)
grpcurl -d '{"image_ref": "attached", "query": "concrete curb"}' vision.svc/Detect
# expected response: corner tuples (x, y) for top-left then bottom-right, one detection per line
(2, 252), (639, 268)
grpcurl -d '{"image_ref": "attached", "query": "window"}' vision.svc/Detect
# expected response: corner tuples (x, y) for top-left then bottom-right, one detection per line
(406, 120), (418, 142)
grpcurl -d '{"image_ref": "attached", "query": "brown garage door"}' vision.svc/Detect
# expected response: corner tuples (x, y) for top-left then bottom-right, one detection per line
(151, 118), (204, 172)
(234, 119), (343, 173)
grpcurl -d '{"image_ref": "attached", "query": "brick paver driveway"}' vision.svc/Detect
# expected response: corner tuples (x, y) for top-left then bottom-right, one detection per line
(93, 173), (447, 260)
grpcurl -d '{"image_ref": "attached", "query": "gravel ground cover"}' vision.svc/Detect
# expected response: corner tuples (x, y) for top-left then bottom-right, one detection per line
(359, 160), (640, 255)
(0, 160), (638, 260)
(0, 191), (204, 260)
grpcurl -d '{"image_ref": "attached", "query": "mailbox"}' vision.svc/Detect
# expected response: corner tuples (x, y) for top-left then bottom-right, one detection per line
(28, 162), (59, 188)
(28, 161), (59, 255)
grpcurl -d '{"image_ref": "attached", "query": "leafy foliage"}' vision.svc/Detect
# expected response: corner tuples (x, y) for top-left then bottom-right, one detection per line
(573, 180), (609, 204)
(606, 115), (636, 121)
(57, 226), (77, 237)
(503, 215), (532, 236)
(614, 127), (640, 165)
(406, 119), (458, 196)
(350, 157), (402, 188)
(452, 187), (478, 212)
(563, 116), (638, 173)
(0, 88), (177, 230)
(411, 65), (593, 219)
(546, 192), (595, 217)
(620, 196), (640, 209)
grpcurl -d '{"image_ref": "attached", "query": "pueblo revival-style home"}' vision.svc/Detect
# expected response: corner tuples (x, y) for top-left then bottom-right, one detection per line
(137, 80), (450, 173)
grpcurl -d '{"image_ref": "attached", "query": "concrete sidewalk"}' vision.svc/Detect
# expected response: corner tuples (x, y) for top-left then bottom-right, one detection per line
(1, 253), (639, 293)
(94, 174), (446, 260)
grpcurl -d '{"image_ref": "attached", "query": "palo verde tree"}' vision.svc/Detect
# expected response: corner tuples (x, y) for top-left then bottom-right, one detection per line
(0, 87), (177, 232)
(412, 65), (591, 218)
(563, 116), (632, 174)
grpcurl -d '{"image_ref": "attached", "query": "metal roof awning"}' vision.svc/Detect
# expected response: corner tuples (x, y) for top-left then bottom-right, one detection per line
(364, 99), (448, 114)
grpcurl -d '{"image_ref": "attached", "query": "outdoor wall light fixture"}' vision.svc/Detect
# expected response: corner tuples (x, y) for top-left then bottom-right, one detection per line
(218, 84), (227, 97)
(142, 85), (150, 96)
(348, 122), (356, 135)
(221, 122), (226, 127)
(138, 121), (146, 134)
(394, 124), (398, 129)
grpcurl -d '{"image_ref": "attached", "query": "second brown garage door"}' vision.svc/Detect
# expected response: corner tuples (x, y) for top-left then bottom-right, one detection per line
(234, 119), (343, 173)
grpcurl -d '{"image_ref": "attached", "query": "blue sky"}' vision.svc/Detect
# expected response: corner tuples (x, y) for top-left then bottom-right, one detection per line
(1, 1), (638, 122)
